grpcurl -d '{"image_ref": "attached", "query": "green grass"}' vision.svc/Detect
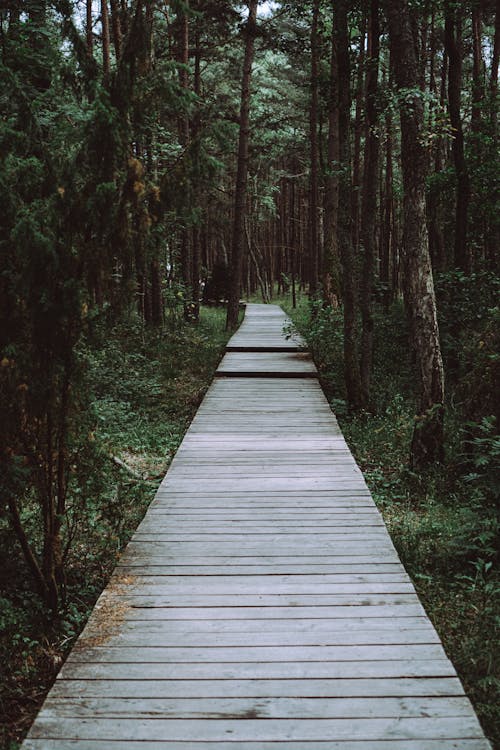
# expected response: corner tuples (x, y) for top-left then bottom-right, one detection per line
(0, 305), (231, 750)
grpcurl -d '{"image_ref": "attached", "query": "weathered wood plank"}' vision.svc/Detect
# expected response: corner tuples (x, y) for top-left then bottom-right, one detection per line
(56, 660), (456, 680)
(79, 616), (434, 633)
(78, 628), (440, 648)
(67, 645), (448, 665)
(49, 676), (465, 699)
(27, 716), (485, 741)
(38, 695), (473, 719)
(22, 740), (494, 750)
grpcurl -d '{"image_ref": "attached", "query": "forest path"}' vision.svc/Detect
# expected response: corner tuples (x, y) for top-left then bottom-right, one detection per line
(22, 304), (491, 749)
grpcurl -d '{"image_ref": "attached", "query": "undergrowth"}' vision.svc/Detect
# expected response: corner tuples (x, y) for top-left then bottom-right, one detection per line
(0, 305), (230, 750)
(281, 291), (500, 749)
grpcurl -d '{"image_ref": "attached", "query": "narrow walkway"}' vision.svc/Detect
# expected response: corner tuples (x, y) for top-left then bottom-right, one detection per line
(23, 304), (491, 749)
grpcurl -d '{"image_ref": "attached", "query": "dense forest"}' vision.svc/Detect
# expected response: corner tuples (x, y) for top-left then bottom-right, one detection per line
(0, 0), (499, 747)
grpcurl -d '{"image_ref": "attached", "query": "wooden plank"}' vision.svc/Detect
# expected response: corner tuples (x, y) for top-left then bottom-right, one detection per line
(27, 716), (485, 741)
(108, 605), (428, 621)
(109, 573), (413, 585)
(78, 628), (440, 648)
(22, 740), (494, 750)
(80, 616), (434, 633)
(57, 660), (456, 681)
(116, 568), (406, 582)
(49, 676), (465, 699)
(67, 645), (447, 664)
(38, 695), (473, 719)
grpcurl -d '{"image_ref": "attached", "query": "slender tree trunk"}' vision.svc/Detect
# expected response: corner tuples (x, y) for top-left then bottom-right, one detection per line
(380, 103), (394, 310)
(360, 0), (380, 407)
(191, 12), (202, 322)
(290, 178), (297, 308)
(427, 19), (446, 272)
(8, 496), (50, 603)
(486, 0), (500, 267)
(101, 0), (111, 79)
(226, 0), (258, 330)
(351, 16), (366, 259)
(491, 0), (500, 122)
(471, 7), (485, 134)
(445, 3), (470, 272)
(109, 0), (122, 61)
(176, 2), (193, 316)
(308, 0), (320, 296)
(151, 258), (163, 324)
(336, 0), (363, 410)
(323, 2), (341, 309)
(86, 0), (93, 55)
(386, 0), (445, 468)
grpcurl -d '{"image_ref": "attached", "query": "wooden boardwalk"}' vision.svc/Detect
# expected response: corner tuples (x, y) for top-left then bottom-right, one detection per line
(23, 304), (491, 749)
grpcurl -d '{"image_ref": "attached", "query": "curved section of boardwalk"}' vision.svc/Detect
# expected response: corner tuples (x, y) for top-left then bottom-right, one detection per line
(23, 304), (491, 749)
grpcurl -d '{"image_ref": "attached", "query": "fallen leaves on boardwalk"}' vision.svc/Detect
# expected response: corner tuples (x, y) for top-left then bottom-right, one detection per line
(77, 575), (135, 648)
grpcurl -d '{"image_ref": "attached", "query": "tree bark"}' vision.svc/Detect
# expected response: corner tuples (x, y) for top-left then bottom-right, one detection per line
(491, 0), (500, 117)
(386, 0), (445, 467)
(101, 0), (111, 79)
(427, 18), (446, 272)
(308, 0), (320, 296)
(351, 15), (366, 259)
(109, 0), (123, 61)
(360, 0), (380, 407)
(471, 7), (484, 134)
(444, 2), (471, 272)
(226, 0), (258, 330)
(322, 1), (341, 309)
(190, 11), (202, 322)
(335, 0), (363, 411)
(86, 0), (93, 55)
(151, 258), (163, 324)
(176, 1), (193, 317)
(380, 105), (394, 310)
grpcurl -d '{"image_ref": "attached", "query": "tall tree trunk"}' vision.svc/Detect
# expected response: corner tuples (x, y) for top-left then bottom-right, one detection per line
(86, 0), (93, 55)
(191, 10), (202, 322)
(109, 0), (122, 61)
(226, 0), (258, 330)
(351, 16), (366, 258)
(386, 0), (445, 467)
(427, 18), (446, 272)
(290, 178), (297, 308)
(323, 2), (341, 309)
(336, 0), (363, 411)
(445, 2), (471, 272)
(486, 0), (500, 266)
(471, 6), (484, 134)
(360, 0), (380, 407)
(177, 1), (192, 316)
(308, 0), (320, 296)
(101, 0), (111, 79)
(491, 0), (500, 124)
(151, 258), (163, 324)
(380, 106), (394, 310)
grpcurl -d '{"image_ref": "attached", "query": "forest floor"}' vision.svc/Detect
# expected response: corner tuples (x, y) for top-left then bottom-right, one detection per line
(279, 292), (499, 750)
(0, 305), (232, 750)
